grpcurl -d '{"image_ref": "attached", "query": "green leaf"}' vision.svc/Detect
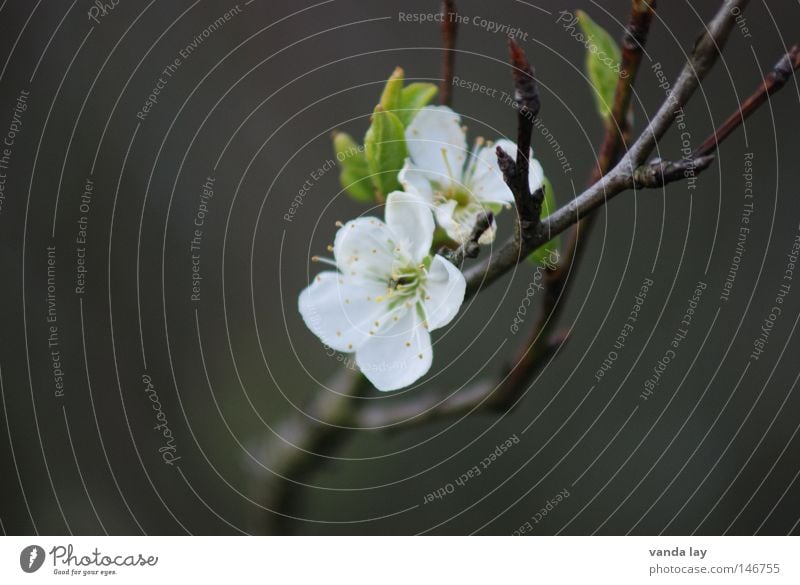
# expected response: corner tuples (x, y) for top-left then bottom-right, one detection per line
(333, 132), (373, 202)
(576, 10), (621, 120)
(364, 106), (408, 197)
(379, 67), (405, 114)
(397, 82), (438, 126)
(528, 177), (561, 266)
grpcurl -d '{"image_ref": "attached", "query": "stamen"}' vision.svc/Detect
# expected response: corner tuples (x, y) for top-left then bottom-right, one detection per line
(311, 255), (338, 268)
(441, 148), (457, 183)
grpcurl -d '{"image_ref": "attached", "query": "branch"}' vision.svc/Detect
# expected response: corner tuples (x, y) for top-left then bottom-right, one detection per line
(694, 43), (800, 157)
(465, 0), (750, 296)
(439, 0), (458, 106)
(590, 0), (657, 184)
(441, 210), (494, 266)
(625, 0), (750, 166)
(353, 156), (712, 428)
(253, 368), (369, 533)
(254, 0), (792, 530)
(496, 40), (543, 239)
(520, 0), (658, 397)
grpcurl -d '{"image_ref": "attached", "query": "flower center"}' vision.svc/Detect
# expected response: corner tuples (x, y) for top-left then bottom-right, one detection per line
(384, 256), (431, 307)
(443, 184), (473, 208)
(438, 148), (474, 210)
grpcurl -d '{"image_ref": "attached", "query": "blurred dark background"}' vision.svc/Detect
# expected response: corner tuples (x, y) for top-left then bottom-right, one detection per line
(0, 0), (799, 535)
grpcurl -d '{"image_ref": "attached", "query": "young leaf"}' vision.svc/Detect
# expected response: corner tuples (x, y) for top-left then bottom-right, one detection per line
(333, 132), (373, 202)
(364, 105), (408, 197)
(576, 10), (621, 120)
(397, 82), (438, 126)
(528, 177), (561, 266)
(379, 67), (405, 115)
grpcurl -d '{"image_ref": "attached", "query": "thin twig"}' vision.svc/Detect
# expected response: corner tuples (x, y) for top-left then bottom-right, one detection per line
(439, 0), (458, 106)
(694, 43), (800, 157)
(442, 211), (494, 266)
(256, 0), (782, 530)
(499, 0), (658, 407)
(497, 40), (542, 240)
(465, 0), (750, 296)
(256, 368), (370, 534)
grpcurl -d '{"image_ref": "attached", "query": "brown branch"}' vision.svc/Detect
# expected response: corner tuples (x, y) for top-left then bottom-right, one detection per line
(441, 210), (494, 266)
(254, 0), (789, 530)
(354, 155), (715, 429)
(439, 0), (458, 106)
(500, 0), (658, 407)
(497, 40), (542, 239)
(254, 368), (370, 534)
(465, 0), (750, 297)
(694, 43), (800, 157)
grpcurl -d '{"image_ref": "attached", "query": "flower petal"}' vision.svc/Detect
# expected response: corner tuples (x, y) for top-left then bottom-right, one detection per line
(404, 106), (467, 189)
(528, 157), (545, 193)
(477, 214), (497, 245)
(422, 255), (466, 330)
(398, 160), (435, 201)
(432, 198), (466, 243)
(469, 143), (514, 204)
(298, 271), (388, 353)
(493, 139), (545, 194)
(385, 191), (434, 263)
(356, 307), (432, 391)
(333, 217), (395, 284)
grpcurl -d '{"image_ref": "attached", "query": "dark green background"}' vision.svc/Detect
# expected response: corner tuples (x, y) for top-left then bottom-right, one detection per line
(0, 0), (799, 535)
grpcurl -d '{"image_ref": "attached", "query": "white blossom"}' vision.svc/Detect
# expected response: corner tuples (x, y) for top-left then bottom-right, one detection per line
(298, 191), (466, 391)
(399, 105), (544, 243)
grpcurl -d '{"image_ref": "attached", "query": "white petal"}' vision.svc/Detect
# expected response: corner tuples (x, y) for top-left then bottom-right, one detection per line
(298, 271), (388, 353)
(422, 255), (466, 330)
(398, 160), (435, 201)
(494, 139), (545, 194)
(404, 106), (467, 189)
(468, 144), (513, 204)
(437, 199), (497, 244)
(385, 191), (434, 263)
(333, 217), (395, 283)
(432, 199), (467, 243)
(356, 307), (432, 391)
(528, 157), (545, 193)
(477, 214), (497, 245)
